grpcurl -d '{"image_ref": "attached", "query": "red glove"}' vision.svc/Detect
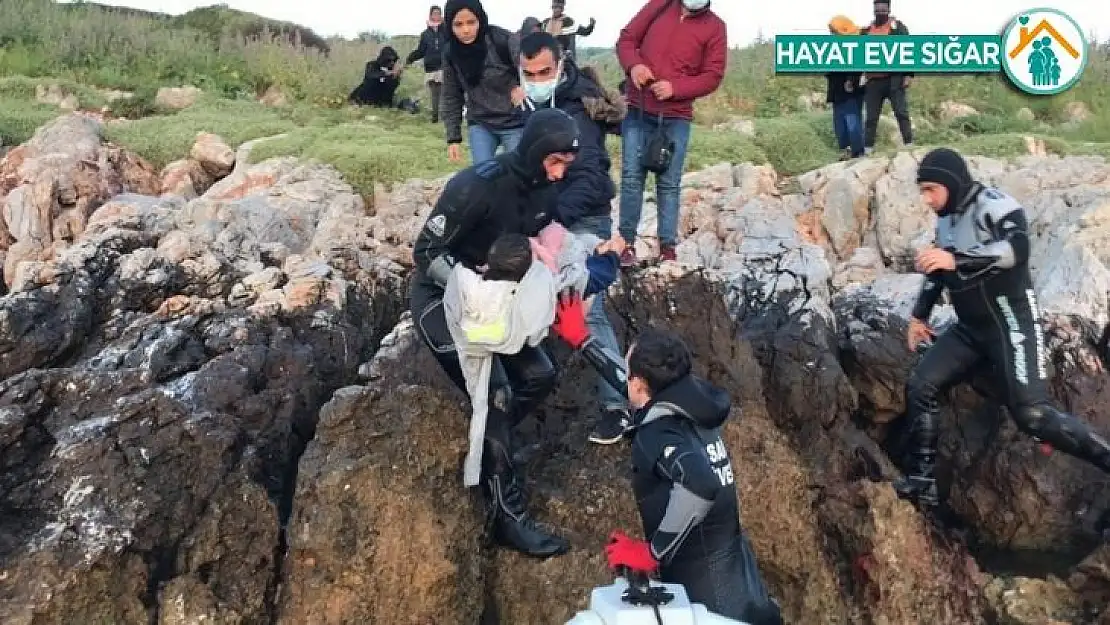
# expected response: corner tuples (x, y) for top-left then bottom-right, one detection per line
(552, 288), (590, 349)
(605, 530), (658, 575)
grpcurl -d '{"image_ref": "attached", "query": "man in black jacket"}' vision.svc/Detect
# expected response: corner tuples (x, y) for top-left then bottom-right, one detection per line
(406, 5), (447, 123)
(860, 0), (913, 153)
(897, 147), (1110, 507)
(410, 108), (582, 558)
(547, 308), (783, 624)
(517, 32), (630, 446)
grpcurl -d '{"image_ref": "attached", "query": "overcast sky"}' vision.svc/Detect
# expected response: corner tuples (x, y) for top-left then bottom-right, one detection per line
(75, 0), (1106, 46)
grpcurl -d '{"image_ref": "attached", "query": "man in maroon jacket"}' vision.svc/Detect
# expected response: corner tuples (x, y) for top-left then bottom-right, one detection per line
(615, 0), (727, 267)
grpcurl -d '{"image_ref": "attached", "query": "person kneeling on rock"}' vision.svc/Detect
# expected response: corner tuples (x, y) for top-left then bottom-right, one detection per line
(547, 308), (784, 624)
(410, 108), (584, 558)
(899, 147), (1110, 508)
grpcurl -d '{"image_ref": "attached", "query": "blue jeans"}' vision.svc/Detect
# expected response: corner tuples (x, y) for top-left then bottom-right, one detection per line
(567, 214), (626, 411)
(618, 110), (692, 247)
(468, 124), (523, 163)
(833, 98), (864, 157)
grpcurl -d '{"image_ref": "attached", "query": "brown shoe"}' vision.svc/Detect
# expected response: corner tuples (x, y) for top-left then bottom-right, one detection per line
(659, 245), (677, 262)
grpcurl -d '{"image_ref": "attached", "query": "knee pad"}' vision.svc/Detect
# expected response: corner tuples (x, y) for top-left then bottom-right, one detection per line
(905, 372), (941, 412)
(1011, 403), (1050, 437)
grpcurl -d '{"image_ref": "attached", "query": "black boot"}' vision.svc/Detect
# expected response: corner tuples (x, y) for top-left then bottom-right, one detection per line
(894, 375), (940, 508)
(482, 439), (569, 558)
(893, 451), (939, 508)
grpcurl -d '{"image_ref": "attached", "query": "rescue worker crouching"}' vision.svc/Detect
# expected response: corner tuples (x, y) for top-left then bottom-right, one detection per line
(898, 147), (1110, 507)
(410, 108), (582, 558)
(547, 299), (784, 624)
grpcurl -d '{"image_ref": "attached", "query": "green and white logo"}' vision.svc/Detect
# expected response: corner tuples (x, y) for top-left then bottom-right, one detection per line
(773, 7), (1088, 95)
(1000, 8), (1087, 95)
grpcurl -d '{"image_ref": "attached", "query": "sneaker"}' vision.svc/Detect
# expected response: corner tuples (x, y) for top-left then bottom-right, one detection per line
(619, 246), (637, 268)
(588, 409), (631, 445)
(659, 245), (677, 262)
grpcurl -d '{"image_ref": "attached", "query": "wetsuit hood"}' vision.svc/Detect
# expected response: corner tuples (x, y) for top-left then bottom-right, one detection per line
(509, 107), (580, 187)
(638, 374), (732, 429)
(917, 147), (977, 217)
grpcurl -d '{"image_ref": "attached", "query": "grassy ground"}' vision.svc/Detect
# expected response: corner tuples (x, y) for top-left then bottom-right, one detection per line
(2, 0), (1109, 200)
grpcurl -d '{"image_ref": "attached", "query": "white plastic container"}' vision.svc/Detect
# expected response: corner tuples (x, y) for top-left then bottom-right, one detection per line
(565, 578), (748, 625)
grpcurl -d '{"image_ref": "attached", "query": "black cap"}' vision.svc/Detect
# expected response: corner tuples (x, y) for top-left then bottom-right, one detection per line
(513, 108), (580, 185)
(917, 148), (973, 216)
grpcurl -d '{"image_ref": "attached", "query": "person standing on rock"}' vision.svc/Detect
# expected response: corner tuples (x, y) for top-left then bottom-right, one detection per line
(405, 5), (448, 124)
(826, 15), (865, 160)
(614, 0), (727, 267)
(441, 0), (527, 163)
(517, 31), (633, 445)
(410, 108), (583, 558)
(547, 303), (784, 624)
(899, 147), (1110, 508)
(859, 0), (913, 154)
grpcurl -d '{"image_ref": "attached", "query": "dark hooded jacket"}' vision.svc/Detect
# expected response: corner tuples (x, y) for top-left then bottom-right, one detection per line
(441, 0), (524, 143)
(631, 374), (782, 624)
(406, 24), (447, 72)
(631, 374), (738, 568)
(412, 108), (580, 287)
(521, 57), (616, 225)
(349, 47), (401, 106)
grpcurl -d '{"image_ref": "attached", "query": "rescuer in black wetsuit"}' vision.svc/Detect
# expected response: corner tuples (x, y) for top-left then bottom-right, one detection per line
(409, 107), (582, 558)
(898, 147), (1110, 507)
(549, 305), (783, 624)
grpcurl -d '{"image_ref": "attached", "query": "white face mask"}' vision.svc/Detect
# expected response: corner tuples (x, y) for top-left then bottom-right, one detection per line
(682, 0), (709, 10)
(520, 61), (564, 107)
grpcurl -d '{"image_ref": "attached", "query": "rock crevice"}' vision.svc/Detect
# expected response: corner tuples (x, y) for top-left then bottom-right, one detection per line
(1, 114), (1109, 624)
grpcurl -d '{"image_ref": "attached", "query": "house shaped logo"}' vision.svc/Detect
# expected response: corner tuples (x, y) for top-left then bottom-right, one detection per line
(1000, 8), (1087, 95)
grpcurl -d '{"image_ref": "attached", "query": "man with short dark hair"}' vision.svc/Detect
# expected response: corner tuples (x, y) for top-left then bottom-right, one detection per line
(518, 31), (633, 445)
(547, 302), (784, 624)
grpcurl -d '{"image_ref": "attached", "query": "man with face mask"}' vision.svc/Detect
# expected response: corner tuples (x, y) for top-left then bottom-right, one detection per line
(545, 298), (785, 624)
(860, 0), (913, 153)
(410, 108), (584, 558)
(518, 32), (633, 446)
(615, 0), (727, 266)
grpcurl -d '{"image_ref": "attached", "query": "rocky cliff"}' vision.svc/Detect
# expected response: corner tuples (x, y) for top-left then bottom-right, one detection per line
(0, 113), (1108, 625)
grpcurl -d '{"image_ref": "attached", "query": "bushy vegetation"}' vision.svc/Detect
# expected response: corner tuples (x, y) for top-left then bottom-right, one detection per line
(2, 0), (1109, 198)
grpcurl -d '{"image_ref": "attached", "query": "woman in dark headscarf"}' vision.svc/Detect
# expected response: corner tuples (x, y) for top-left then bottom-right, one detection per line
(441, 0), (526, 163)
(349, 46), (403, 107)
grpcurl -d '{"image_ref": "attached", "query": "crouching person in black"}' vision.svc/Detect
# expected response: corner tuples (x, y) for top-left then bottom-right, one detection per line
(349, 46), (403, 107)
(898, 147), (1110, 508)
(548, 301), (783, 624)
(409, 108), (582, 558)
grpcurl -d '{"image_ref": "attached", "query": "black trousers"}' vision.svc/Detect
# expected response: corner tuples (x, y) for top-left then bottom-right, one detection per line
(662, 533), (783, 624)
(408, 274), (558, 457)
(427, 80), (442, 123)
(906, 297), (1110, 473)
(863, 76), (912, 147)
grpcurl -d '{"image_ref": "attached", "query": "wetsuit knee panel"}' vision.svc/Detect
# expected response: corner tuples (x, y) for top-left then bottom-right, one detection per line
(906, 371), (941, 404)
(1011, 403), (1050, 435)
